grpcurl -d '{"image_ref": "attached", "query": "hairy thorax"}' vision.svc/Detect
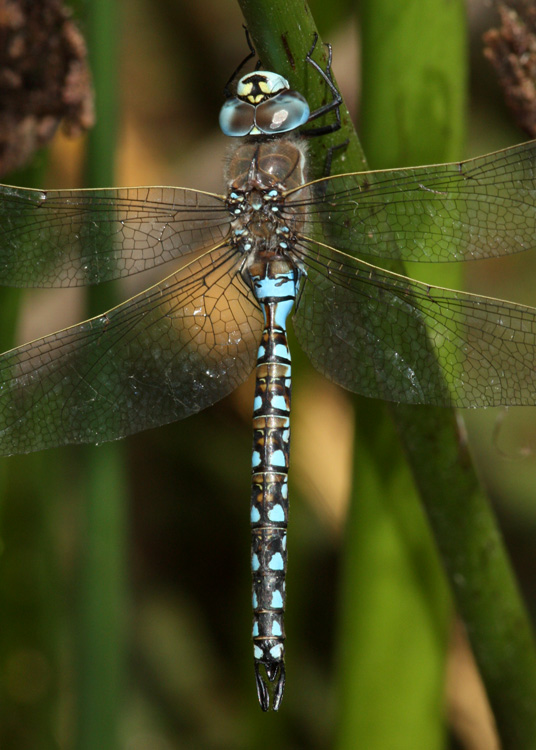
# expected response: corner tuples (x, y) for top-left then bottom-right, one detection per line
(225, 138), (309, 258)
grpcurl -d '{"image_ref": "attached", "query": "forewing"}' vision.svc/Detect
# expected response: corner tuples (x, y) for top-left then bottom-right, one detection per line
(292, 239), (536, 407)
(0, 244), (262, 455)
(0, 185), (229, 286)
(285, 140), (536, 263)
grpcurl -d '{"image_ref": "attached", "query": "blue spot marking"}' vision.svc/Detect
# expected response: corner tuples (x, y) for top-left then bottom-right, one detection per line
(253, 592), (258, 608)
(272, 621), (282, 637)
(252, 554), (260, 571)
(254, 275), (296, 306)
(252, 450), (261, 468)
(281, 482), (288, 499)
(271, 450), (286, 468)
(274, 343), (290, 359)
(282, 533), (287, 550)
(257, 343), (265, 358)
(254, 645), (263, 659)
(273, 298), (294, 328)
(271, 590), (283, 608)
(270, 394), (287, 411)
(253, 394), (262, 411)
(253, 622), (259, 636)
(251, 505), (261, 523)
(268, 504), (285, 523)
(270, 644), (283, 659)
(269, 553), (284, 571)
(282, 429), (290, 443)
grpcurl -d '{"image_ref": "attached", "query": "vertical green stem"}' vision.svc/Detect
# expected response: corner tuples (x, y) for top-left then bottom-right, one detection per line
(75, 1), (128, 749)
(76, 446), (127, 750)
(360, 2), (536, 747)
(360, 0), (466, 168)
(338, 2), (467, 747)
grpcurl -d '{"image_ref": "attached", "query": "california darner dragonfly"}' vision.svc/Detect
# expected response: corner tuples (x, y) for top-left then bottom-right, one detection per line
(3, 38), (536, 710)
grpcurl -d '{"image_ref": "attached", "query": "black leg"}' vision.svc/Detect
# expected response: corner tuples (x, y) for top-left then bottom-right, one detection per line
(323, 138), (350, 178)
(300, 34), (343, 137)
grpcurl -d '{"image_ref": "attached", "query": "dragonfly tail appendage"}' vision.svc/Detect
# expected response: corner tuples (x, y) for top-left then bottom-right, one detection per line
(254, 660), (286, 711)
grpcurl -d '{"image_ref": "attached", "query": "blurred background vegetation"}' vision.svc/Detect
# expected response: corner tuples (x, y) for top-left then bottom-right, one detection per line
(1, 0), (536, 748)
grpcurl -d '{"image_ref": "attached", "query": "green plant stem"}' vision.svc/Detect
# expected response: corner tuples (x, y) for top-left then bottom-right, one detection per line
(75, 1), (128, 749)
(237, 0), (536, 746)
(361, 0), (536, 746)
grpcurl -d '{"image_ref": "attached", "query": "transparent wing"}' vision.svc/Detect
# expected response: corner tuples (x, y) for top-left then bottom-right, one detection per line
(0, 184), (230, 286)
(285, 140), (536, 263)
(292, 239), (536, 407)
(0, 244), (262, 455)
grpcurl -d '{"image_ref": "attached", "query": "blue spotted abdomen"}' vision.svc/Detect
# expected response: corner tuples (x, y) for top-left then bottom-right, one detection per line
(248, 255), (298, 711)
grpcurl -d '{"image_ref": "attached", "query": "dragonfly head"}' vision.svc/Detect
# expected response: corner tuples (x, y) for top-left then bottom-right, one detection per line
(219, 71), (310, 138)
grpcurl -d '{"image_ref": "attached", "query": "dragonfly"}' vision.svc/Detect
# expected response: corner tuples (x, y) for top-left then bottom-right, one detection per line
(2, 37), (536, 710)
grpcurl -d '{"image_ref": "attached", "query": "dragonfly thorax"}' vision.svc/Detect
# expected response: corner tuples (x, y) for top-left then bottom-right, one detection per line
(226, 139), (308, 192)
(229, 192), (288, 255)
(226, 139), (309, 262)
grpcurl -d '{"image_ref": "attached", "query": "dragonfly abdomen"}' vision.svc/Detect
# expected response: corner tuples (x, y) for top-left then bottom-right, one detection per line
(248, 256), (298, 711)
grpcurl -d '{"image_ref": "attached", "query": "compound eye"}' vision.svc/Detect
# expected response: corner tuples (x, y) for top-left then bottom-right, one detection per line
(255, 91), (310, 134)
(219, 98), (256, 136)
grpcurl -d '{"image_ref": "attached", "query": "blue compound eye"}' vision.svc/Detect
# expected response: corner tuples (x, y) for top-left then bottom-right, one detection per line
(219, 69), (311, 137)
(255, 91), (310, 134)
(219, 98), (256, 136)
(219, 90), (310, 136)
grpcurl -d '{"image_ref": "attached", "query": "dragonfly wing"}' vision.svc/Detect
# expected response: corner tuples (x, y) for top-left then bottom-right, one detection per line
(287, 140), (536, 263)
(0, 185), (229, 286)
(0, 244), (261, 455)
(292, 239), (536, 407)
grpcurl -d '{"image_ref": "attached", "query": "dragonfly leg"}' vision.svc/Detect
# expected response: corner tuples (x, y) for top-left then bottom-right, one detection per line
(324, 138), (350, 178)
(300, 34), (342, 137)
(312, 137), (351, 199)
